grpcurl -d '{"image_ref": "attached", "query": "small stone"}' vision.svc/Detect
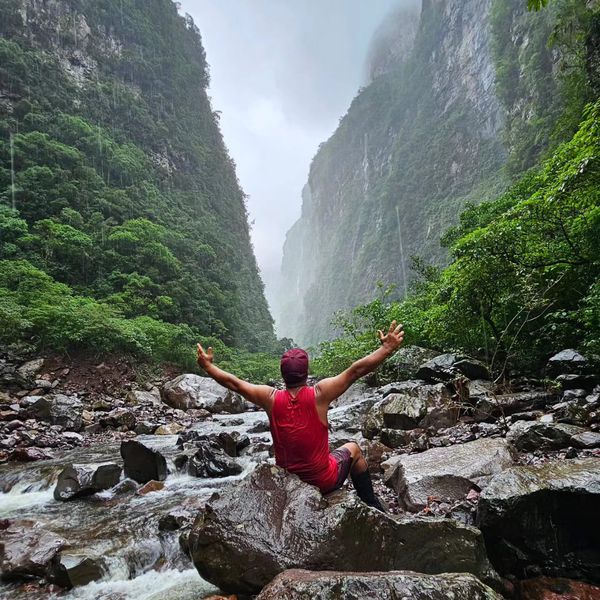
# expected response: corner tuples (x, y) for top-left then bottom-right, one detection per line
(539, 414), (554, 423)
(82, 410), (94, 423)
(111, 478), (139, 496)
(564, 447), (578, 459)
(137, 480), (165, 495)
(49, 553), (106, 588)
(154, 422), (184, 435)
(563, 389), (587, 401)
(134, 421), (157, 435)
(571, 431), (600, 449)
(0, 410), (20, 421)
(34, 379), (53, 391)
(8, 447), (53, 462)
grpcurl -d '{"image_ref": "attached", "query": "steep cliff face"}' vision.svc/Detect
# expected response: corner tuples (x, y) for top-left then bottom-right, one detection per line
(0, 0), (275, 348)
(277, 0), (563, 346)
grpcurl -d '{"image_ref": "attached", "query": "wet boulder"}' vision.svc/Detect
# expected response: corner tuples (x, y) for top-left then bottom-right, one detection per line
(329, 382), (372, 408)
(125, 390), (161, 406)
(188, 464), (499, 594)
(120, 440), (167, 484)
(158, 507), (197, 532)
(257, 569), (502, 600)
(24, 394), (83, 431)
(416, 353), (464, 382)
(0, 519), (66, 580)
(382, 438), (515, 508)
(546, 349), (588, 376)
(473, 391), (553, 422)
(383, 393), (427, 429)
(477, 457), (600, 582)
(187, 442), (243, 478)
(453, 359), (490, 381)
(137, 480), (165, 495)
(162, 374), (248, 413)
(177, 430), (250, 457)
(367, 382), (458, 436)
(506, 421), (587, 451)
(557, 373), (597, 391)
(100, 407), (136, 430)
(328, 396), (378, 434)
(53, 463), (122, 501)
(48, 553), (106, 588)
(16, 358), (45, 383)
(384, 345), (441, 382)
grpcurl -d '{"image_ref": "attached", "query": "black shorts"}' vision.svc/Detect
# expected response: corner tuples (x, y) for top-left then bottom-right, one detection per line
(328, 447), (353, 492)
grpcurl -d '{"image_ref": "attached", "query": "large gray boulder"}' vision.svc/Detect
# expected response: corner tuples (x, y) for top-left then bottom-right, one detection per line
(257, 569), (502, 600)
(382, 438), (515, 509)
(477, 457), (600, 583)
(506, 420), (587, 451)
(328, 395), (378, 434)
(473, 391), (553, 422)
(188, 465), (499, 595)
(162, 374), (248, 413)
(365, 381), (458, 437)
(24, 394), (83, 431)
(53, 463), (122, 501)
(416, 353), (464, 382)
(384, 346), (441, 382)
(0, 520), (66, 580)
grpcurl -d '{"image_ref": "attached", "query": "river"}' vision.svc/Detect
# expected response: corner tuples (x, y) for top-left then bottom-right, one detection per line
(0, 411), (272, 599)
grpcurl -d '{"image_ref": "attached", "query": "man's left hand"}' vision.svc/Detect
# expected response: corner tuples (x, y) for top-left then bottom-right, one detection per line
(377, 320), (404, 353)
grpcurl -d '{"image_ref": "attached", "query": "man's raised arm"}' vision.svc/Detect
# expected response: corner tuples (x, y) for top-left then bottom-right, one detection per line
(315, 321), (404, 406)
(196, 343), (274, 411)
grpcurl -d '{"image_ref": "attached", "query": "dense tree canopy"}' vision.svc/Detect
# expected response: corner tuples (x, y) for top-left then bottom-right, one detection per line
(0, 0), (276, 366)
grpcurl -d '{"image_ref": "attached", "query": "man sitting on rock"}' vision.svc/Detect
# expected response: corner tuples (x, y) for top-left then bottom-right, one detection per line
(196, 320), (404, 511)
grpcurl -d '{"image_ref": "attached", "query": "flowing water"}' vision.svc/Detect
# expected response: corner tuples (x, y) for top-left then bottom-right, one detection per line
(0, 411), (272, 599)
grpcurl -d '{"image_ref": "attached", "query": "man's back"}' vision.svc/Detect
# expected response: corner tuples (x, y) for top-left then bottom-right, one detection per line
(270, 386), (338, 493)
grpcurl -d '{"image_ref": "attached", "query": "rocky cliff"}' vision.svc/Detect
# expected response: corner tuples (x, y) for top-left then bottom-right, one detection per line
(277, 0), (563, 346)
(0, 0), (275, 349)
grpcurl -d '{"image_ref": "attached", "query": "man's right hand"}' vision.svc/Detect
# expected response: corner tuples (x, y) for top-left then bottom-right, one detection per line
(377, 320), (404, 353)
(197, 343), (214, 370)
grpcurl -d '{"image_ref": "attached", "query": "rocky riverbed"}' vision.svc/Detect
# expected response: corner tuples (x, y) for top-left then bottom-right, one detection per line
(1, 348), (600, 599)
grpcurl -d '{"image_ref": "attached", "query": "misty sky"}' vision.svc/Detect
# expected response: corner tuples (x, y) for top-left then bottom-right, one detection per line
(179, 0), (400, 308)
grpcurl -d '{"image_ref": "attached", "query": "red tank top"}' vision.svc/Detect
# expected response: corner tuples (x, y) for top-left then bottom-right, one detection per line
(269, 386), (338, 493)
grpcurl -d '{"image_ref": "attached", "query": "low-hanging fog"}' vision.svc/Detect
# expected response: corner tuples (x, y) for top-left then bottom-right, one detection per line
(179, 0), (405, 308)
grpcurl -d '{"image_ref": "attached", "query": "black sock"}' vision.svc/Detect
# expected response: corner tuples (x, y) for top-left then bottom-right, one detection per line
(351, 469), (385, 511)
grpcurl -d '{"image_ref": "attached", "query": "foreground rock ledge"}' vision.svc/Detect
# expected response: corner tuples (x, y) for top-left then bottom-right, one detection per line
(188, 465), (499, 594)
(478, 457), (600, 582)
(256, 569), (502, 600)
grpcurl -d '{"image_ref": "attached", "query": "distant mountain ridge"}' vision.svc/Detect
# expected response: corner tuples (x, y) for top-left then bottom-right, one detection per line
(276, 0), (567, 346)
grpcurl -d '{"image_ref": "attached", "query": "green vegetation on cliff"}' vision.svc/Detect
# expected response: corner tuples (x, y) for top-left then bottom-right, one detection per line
(0, 0), (275, 363)
(315, 97), (600, 378)
(315, 0), (600, 378)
